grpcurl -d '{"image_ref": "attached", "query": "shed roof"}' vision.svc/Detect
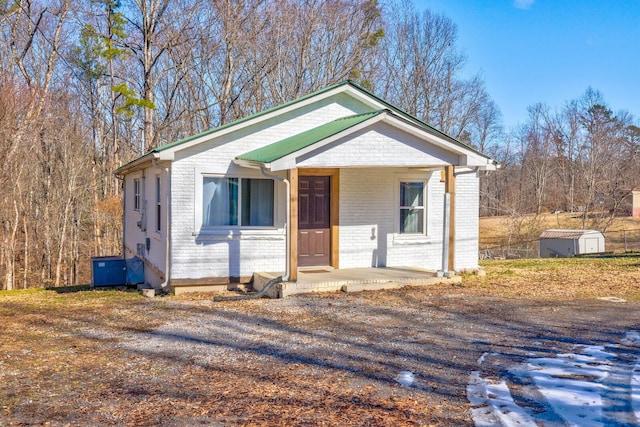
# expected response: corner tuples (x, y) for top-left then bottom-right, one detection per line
(539, 229), (603, 240)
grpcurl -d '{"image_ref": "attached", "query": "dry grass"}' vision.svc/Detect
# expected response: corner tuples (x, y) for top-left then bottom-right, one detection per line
(466, 256), (640, 301)
(476, 213), (640, 299)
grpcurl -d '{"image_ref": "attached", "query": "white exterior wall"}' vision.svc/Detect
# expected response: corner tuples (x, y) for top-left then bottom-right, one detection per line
(338, 168), (480, 271)
(122, 166), (169, 287)
(169, 95), (372, 282)
(339, 168), (452, 270)
(297, 123), (459, 168)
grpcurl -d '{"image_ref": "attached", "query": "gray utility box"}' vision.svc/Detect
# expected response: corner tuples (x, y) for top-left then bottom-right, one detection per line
(91, 256), (145, 287)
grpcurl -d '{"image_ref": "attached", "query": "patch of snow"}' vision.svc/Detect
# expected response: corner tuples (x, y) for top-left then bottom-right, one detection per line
(579, 345), (616, 360)
(477, 352), (498, 364)
(468, 332), (640, 427)
(527, 352), (607, 427)
(395, 370), (415, 387)
(467, 371), (538, 427)
(597, 296), (627, 303)
(631, 332), (640, 425)
(632, 361), (640, 424)
(623, 331), (640, 345)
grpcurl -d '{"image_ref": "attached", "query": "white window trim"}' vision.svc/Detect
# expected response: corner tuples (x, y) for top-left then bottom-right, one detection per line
(393, 173), (432, 243)
(194, 168), (283, 237)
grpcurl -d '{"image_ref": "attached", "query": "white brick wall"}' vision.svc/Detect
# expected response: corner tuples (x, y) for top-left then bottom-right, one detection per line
(339, 167), (479, 271)
(122, 167), (170, 287)
(454, 172), (480, 270)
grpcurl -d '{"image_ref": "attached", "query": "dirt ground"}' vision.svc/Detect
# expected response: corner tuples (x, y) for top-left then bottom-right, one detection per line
(1, 257), (639, 426)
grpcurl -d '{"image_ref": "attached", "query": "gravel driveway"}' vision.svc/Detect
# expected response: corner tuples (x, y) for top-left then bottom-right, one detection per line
(2, 284), (639, 426)
(96, 288), (640, 425)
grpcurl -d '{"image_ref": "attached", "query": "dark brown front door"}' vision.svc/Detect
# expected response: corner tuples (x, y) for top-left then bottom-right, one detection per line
(298, 176), (330, 266)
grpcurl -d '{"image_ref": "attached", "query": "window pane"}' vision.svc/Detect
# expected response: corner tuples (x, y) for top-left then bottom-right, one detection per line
(400, 182), (423, 207)
(400, 208), (424, 234)
(203, 177), (238, 226)
(241, 178), (274, 226)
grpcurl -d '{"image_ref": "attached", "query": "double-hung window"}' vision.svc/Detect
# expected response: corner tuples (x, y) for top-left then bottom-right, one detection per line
(133, 178), (141, 211)
(202, 177), (274, 227)
(399, 181), (425, 234)
(155, 175), (161, 232)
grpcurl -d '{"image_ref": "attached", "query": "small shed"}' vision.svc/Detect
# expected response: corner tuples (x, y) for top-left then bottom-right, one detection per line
(539, 229), (605, 258)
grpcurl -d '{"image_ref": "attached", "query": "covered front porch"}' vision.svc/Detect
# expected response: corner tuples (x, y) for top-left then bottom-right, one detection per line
(252, 266), (461, 298)
(229, 107), (495, 298)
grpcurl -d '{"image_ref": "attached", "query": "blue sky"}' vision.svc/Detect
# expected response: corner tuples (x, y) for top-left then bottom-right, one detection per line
(413, 0), (640, 130)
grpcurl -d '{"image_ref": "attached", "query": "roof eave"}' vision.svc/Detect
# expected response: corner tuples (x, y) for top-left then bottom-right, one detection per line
(114, 152), (159, 176)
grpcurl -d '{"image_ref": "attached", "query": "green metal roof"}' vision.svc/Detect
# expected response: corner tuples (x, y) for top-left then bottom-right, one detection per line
(237, 110), (385, 163)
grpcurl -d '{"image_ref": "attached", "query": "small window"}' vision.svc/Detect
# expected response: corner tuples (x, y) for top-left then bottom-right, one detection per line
(133, 178), (141, 211)
(399, 181), (425, 234)
(202, 177), (274, 227)
(155, 175), (161, 232)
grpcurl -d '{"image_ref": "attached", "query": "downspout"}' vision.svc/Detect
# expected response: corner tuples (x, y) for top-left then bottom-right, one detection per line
(258, 167), (290, 282)
(214, 162), (290, 301)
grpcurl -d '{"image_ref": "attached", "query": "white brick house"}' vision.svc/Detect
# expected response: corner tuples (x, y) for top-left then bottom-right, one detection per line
(115, 81), (496, 295)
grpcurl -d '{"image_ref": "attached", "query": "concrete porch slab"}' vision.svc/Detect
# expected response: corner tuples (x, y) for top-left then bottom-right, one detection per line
(252, 267), (461, 298)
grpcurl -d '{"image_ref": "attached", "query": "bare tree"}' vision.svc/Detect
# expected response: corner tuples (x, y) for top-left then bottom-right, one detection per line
(376, 1), (501, 148)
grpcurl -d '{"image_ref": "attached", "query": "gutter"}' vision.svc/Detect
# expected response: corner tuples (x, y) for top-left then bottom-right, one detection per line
(115, 152), (159, 177)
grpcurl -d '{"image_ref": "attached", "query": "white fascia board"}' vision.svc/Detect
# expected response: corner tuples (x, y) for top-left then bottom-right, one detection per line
(157, 86), (351, 159)
(268, 111), (389, 171)
(233, 158), (270, 170)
